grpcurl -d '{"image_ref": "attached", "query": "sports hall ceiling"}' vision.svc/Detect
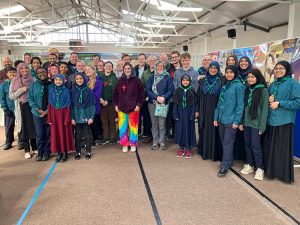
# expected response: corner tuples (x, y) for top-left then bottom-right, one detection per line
(0, 0), (293, 49)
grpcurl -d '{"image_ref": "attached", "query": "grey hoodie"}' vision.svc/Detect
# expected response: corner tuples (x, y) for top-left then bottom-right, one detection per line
(173, 66), (199, 90)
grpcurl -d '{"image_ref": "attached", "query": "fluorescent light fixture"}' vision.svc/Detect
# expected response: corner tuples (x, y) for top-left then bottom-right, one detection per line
(122, 10), (155, 22)
(143, 24), (175, 28)
(36, 25), (69, 29)
(0, 5), (26, 16)
(157, 6), (203, 12)
(0, 35), (21, 38)
(120, 22), (151, 34)
(150, 16), (189, 21)
(140, 0), (177, 9)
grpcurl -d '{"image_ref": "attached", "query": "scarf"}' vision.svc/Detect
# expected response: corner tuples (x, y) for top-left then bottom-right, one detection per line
(152, 61), (169, 95)
(48, 74), (71, 109)
(38, 79), (52, 111)
(11, 63), (34, 103)
(71, 74), (95, 109)
(31, 68), (38, 80)
(238, 56), (252, 84)
(173, 75), (197, 108)
(202, 61), (221, 95)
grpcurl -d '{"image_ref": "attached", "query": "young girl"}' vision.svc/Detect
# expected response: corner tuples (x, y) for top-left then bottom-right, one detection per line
(173, 75), (198, 158)
(239, 69), (269, 180)
(48, 74), (74, 162)
(71, 73), (96, 160)
(28, 67), (52, 161)
(214, 65), (245, 177)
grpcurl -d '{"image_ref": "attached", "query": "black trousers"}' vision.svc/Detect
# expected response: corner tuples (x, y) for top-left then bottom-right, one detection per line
(90, 113), (103, 141)
(244, 126), (263, 169)
(166, 102), (175, 137)
(4, 115), (15, 145)
(140, 101), (152, 136)
(75, 123), (92, 153)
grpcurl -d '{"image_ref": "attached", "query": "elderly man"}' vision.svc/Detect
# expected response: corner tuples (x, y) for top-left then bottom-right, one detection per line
(115, 60), (124, 78)
(198, 55), (212, 77)
(0, 56), (12, 84)
(159, 53), (170, 71)
(66, 60), (87, 89)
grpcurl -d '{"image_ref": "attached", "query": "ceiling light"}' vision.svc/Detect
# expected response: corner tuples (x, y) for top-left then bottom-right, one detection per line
(143, 24), (175, 28)
(150, 16), (189, 21)
(0, 35), (21, 38)
(36, 25), (69, 29)
(0, 5), (26, 16)
(157, 6), (203, 12)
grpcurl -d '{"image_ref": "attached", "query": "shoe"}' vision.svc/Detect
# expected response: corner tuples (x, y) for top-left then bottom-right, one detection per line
(122, 146), (128, 153)
(142, 134), (148, 138)
(17, 145), (24, 150)
(240, 164), (254, 175)
(218, 168), (228, 177)
(24, 152), (31, 159)
(85, 152), (91, 160)
(55, 152), (63, 162)
(60, 152), (68, 163)
(177, 150), (184, 158)
(166, 135), (173, 142)
(160, 142), (167, 150)
(3, 144), (12, 150)
(36, 155), (43, 161)
(130, 146), (136, 152)
(142, 137), (153, 144)
(42, 155), (50, 161)
(151, 144), (158, 150)
(75, 152), (81, 160)
(32, 150), (38, 154)
(99, 139), (109, 145)
(254, 168), (264, 181)
(109, 139), (116, 144)
(185, 150), (191, 159)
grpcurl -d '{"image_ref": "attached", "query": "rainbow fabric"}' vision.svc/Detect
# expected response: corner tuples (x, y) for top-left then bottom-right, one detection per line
(118, 111), (139, 146)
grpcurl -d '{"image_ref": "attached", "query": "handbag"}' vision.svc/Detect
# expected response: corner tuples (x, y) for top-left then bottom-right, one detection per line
(154, 103), (169, 118)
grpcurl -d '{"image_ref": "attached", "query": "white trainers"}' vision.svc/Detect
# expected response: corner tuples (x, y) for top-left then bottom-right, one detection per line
(32, 150), (38, 154)
(122, 146), (128, 153)
(240, 164), (254, 175)
(24, 152), (31, 159)
(254, 168), (264, 181)
(130, 146), (136, 152)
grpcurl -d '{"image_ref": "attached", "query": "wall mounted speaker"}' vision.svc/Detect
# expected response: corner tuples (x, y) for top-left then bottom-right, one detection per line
(227, 29), (236, 39)
(183, 45), (188, 52)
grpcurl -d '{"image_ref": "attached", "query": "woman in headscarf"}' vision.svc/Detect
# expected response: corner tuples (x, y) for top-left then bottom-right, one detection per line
(113, 62), (144, 153)
(28, 67), (52, 161)
(197, 61), (222, 161)
(263, 61), (300, 183)
(48, 74), (74, 163)
(238, 56), (252, 85)
(173, 74), (198, 158)
(9, 63), (37, 159)
(214, 65), (245, 177)
(146, 61), (174, 151)
(30, 57), (42, 80)
(71, 73), (96, 160)
(226, 55), (238, 68)
(239, 69), (269, 181)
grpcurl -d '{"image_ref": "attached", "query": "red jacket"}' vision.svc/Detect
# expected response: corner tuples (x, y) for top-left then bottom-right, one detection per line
(113, 75), (144, 113)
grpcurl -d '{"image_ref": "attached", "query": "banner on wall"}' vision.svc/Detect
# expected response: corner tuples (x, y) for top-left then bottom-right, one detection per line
(218, 49), (234, 74)
(233, 47), (254, 62)
(252, 43), (268, 75)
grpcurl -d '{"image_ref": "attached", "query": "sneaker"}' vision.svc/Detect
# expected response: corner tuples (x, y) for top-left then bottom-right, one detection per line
(85, 152), (91, 160)
(122, 146), (128, 153)
(32, 150), (38, 154)
(160, 142), (167, 150)
(142, 134), (148, 138)
(218, 168), (228, 177)
(130, 146), (136, 152)
(36, 155), (43, 161)
(254, 169), (264, 181)
(42, 155), (50, 161)
(177, 150), (184, 158)
(3, 144), (12, 150)
(75, 152), (81, 160)
(25, 152), (31, 159)
(151, 144), (158, 150)
(185, 150), (191, 159)
(240, 164), (254, 175)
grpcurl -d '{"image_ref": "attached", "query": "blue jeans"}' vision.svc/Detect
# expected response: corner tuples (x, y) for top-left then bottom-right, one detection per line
(219, 123), (237, 170)
(33, 115), (51, 157)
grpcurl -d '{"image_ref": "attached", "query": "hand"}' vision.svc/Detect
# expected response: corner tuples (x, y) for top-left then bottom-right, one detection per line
(71, 120), (76, 125)
(195, 112), (199, 118)
(232, 124), (238, 129)
(157, 96), (165, 104)
(88, 119), (93, 125)
(270, 101), (279, 110)
(115, 106), (120, 112)
(37, 109), (45, 115)
(100, 98), (105, 104)
(48, 123), (52, 125)
(134, 105), (140, 112)
(269, 95), (275, 103)
(239, 125), (244, 131)
(259, 132), (263, 135)
(197, 75), (205, 81)
(104, 100), (108, 106)
(21, 87), (28, 92)
(213, 121), (218, 127)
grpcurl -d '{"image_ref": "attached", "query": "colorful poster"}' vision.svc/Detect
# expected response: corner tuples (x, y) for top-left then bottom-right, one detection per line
(252, 43), (268, 75)
(265, 38), (297, 83)
(208, 51), (219, 62)
(292, 38), (300, 83)
(233, 47), (254, 62)
(218, 49), (234, 74)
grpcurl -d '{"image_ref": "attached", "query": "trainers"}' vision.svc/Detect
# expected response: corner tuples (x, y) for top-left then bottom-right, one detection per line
(130, 146), (136, 152)
(185, 150), (191, 159)
(254, 168), (264, 181)
(122, 146), (128, 153)
(160, 142), (167, 150)
(36, 155), (43, 161)
(25, 152), (31, 159)
(3, 144), (12, 150)
(240, 164), (254, 175)
(32, 150), (38, 154)
(85, 152), (91, 160)
(75, 152), (81, 160)
(151, 144), (158, 150)
(177, 150), (184, 158)
(218, 168), (228, 177)
(42, 155), (50, 161)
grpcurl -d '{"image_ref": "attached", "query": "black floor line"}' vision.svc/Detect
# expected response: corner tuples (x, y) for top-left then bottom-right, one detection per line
(230, 168), (300, 225)
(135, 149), (162, 225)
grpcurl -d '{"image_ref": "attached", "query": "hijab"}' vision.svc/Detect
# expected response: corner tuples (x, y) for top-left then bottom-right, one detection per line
(226, 55), (238, 67)
(48, 74), (71, 109)
(71, 73), (95, 109)
(202, 61), (221, 95)
(173, 74), (197, 108)
(244, 69), (267, 119)
(238, 56), (252, 83)
(11, 63), (34, 103)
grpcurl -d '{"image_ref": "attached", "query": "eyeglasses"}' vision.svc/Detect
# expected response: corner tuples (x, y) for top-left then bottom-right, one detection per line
(274, 67), (285, 71)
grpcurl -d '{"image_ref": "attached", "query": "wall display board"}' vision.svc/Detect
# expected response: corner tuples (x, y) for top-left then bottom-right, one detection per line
(252, 43), (268, 75)
(208, 51), (219, 62)
(233, 47), (254, 62)
(218, 49), (234, 74)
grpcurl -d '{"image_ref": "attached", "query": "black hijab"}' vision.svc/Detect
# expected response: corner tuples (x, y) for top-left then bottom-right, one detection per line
(244, 68), (267, 119)
(37, 67), (52, 111)
(173, 74), (197, 108)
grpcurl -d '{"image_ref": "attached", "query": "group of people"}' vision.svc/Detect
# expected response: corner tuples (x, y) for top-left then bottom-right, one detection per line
(0, 49), (299, 184)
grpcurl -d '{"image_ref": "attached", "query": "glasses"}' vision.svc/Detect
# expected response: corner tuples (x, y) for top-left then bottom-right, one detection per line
(274, 67), (285, 71)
